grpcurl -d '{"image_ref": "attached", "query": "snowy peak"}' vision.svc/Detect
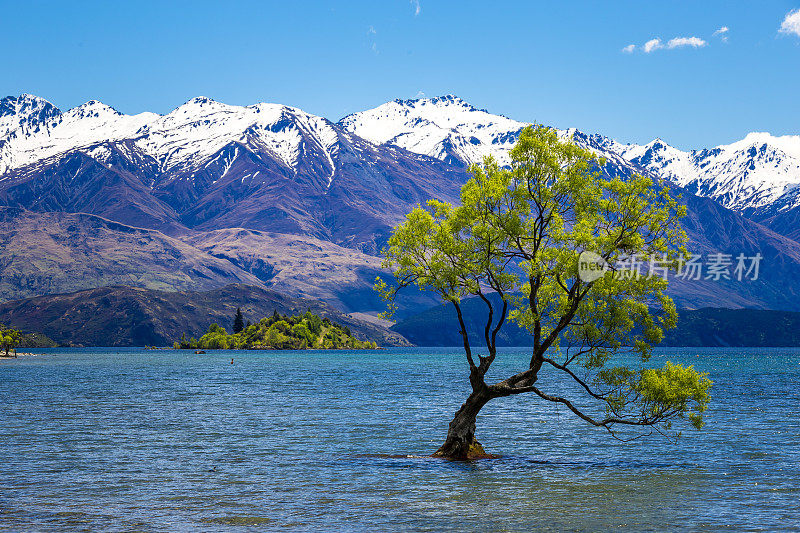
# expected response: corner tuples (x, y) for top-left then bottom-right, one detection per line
(0, 93), (60, 120)
(0, 95), (344, 184)
(340, 95), (638, 173)
(69, 100), (122, 118)
(344, 95), (800, 216)
(613, 138), (696, 183)
(735, 133), (798, 160)
(136, 98), (341, 176)
(388, 94), (484, 114)
(339, 94), (526, 167)
(614, 133), (800, 213)
(58, 100), (157, 140)
(0, 95), (159, 175)
(0, 94), (61, 144)
(550, 130), (800, 213)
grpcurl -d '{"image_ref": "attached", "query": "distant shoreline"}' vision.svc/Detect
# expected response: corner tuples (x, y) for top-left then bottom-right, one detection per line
(0, 352), (42, 358)
(9, 345), (800, 351)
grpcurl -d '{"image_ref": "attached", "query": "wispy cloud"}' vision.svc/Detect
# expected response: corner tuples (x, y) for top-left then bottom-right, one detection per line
(410, 0), (421, 16)
(666, 36), (707, 49)
(367, 25), (378, 54)
(643, 38), (662, 53)
(713, 26), (729, 42)
(625, 36), (707, 54)
(779, 9), (800, 37)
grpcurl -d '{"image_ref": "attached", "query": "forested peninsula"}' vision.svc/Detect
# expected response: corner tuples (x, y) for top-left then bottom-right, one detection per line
(175, 310), (377, 350)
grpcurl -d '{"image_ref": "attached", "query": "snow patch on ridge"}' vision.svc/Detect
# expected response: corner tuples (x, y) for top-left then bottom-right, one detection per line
(339, 94), (527, 167)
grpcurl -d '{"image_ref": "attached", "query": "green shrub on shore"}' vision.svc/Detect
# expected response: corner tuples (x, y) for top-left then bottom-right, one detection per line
(174, 311), (377, 350)
(0, 325), (57, 350)
(0, 325), (21, 356)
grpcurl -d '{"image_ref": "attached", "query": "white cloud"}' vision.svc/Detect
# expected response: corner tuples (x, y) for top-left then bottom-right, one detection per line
(713, 26), (729, 42)
(621, 44), (636, 53)
(410, 0), (421, 16)
(367, 25), (378, 55)
(779, 9), (800, 37)
(415, 90), (425, 98)
(639, 36), (706, 53)
(643, 38), (663, 53)
(666, 36), (707, 49)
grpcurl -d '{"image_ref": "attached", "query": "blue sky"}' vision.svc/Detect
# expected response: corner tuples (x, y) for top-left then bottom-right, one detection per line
(1, 0), (799, 149)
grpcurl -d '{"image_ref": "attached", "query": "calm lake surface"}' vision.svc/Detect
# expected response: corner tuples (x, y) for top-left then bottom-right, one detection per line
(1, 347), (799, 532)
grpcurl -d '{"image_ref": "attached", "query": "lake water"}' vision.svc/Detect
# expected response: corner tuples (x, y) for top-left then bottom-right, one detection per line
(1, 347), (799, 532)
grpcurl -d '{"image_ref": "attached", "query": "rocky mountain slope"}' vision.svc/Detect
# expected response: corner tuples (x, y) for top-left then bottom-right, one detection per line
(0, 207), (441, 314)
(185, 228), (386, 311)
(0, 207), (263, 301)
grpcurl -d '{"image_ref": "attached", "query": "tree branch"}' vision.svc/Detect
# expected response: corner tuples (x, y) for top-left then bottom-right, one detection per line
(449, 299), (476, 372)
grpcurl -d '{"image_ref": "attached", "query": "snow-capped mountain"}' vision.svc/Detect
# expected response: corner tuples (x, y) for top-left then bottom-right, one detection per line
(0, 94), (467, 251)
(133, 97), (343, 180)
(0, 95), (156, 175)
(339, 95), (527, 167)
(614, 133), (800, 215)
(341, 95), (800, 222)
(338, 94), (644, 170)
(4, 93), (800, 312)
(0, 94), (340, 182)
(4, 92), (800, 242)
(8, 92), (798, 223)
(338, 96), (691, 189)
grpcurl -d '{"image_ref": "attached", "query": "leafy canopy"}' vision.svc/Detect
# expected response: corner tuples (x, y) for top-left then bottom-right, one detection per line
(378, 125), (711, 437)
(0, 324), (21, 356)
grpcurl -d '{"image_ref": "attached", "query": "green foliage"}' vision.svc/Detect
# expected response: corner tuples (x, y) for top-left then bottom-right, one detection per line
(305, 311), (323, 335)
(291, 323), (314, 345)
(233, 307), (245, 334)
(637, 362), (713, 430)
(19, 332), (58, 348)
(174, 311), (376, 351)
(0, 324), (22, 356)
(377, 125), (711, 437)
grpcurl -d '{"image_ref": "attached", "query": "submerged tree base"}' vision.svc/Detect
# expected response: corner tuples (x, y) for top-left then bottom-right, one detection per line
(432, 440), (498, 461)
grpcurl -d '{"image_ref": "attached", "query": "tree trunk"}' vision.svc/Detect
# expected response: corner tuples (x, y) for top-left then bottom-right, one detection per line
(432, 389), (496, 460)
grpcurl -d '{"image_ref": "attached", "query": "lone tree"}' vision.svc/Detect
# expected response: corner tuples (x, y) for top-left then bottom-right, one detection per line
(377, 126), (712, 460)
(0, 325), (21, 357)
(233, 307), (245, 334)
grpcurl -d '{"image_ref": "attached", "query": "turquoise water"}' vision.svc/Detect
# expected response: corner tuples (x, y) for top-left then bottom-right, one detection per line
(1, 347), (799, 532)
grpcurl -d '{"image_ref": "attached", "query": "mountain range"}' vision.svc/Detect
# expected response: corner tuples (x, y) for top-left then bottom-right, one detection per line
(2, 92), (800, 326)
(0, 94), (465, 250)
(340, 95), (800, 220)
